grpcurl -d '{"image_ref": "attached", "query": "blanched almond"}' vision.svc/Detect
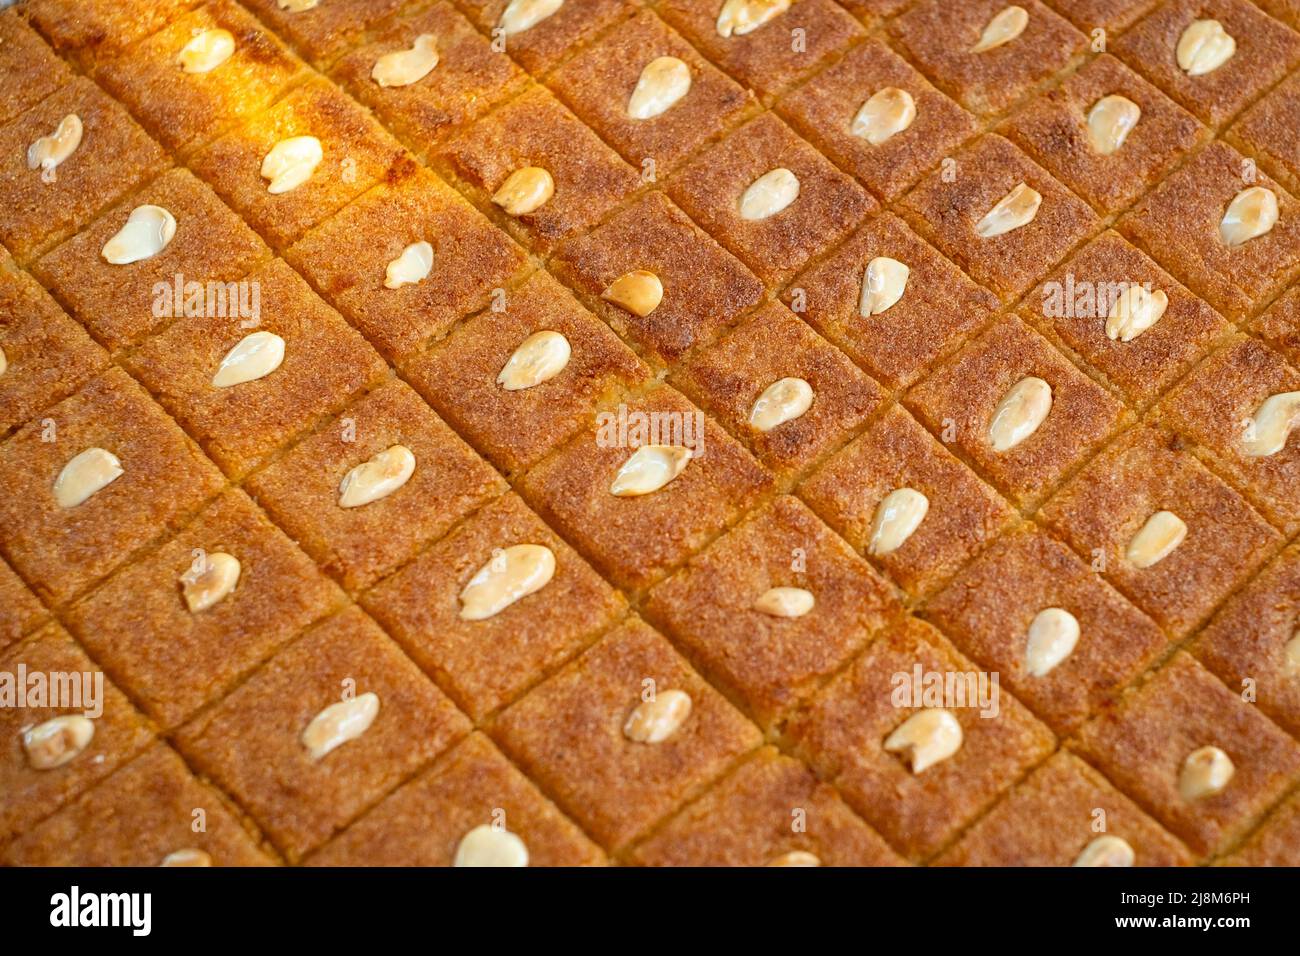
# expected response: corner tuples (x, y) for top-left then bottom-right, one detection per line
(54, 447), (123, 508)
(739, 167), (799, 220)
(1024, 607), (1079, 677)
(768, 850), (821, 866)
(884, 708), (962, 774)
(211, 330), (285, 387)
(458, 544), (556, 621)
(609, 444), (691, 496)
(716, 0), (791, 38)
(27, 114), (82, 177)
(302, 692), (379, 761)
(749, 377), (813, 432)
(754, 586), (814, 618)
(261, 136), (322, 194)
(988, 376), (1051, 452)
(1177, 19), (1235, 76)
(1126, 510), (1186, 569)
(1087, 94), (1141, 156)
(602, 270), (663, 317)
(180, 552), (241, 613)
(0, 346), (7, 377)
(1178, 745), (1234, 800)
(850, 87), (916, 146)
(1073, 835), (1134, 867)
(975, 182), (1041, 238)
(1285, 628), (1300, 676)
(497, 330), (571, 390)
(338, 445), (415, 508)
(628, 56), (691, 120)
(492, 166), (554, 216)
(278, 0), (319, 10)
(868, 487), (928, 556)
(101, 205), (176, 265)
(454, 825), (529, 867)
(178, 28), (235, 74)
(499, 0), (563, 36)
(623, 689), (692, 743)
(1106, 286), (1167, 342)
(971, 5), (1028, 53)
(859, 256), (909, 317)
(160, 848), (213, 867)
(1220, 186), (1278, 247)
(372, 34), (439, 88)
(1243, 391), (1300, 457)
(23, 716), (94, 769)
(384, 240), (434, 289)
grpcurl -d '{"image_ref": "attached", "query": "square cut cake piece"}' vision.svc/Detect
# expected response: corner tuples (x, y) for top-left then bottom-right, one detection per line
(175, 606), (471, 862)
(547, 10), (754, 176)
(190, 78), (410, 250)
(1191, 543), (1300, 739)
(308, 732), (605, 866)
(0, 624), (155, 847)
(491, 617), (763, 851)
(1227, 71), (1300, 197)
(286, 166), (530, 361)
(549, 190), (765, 366)
(1221, 790), (1300, 866)
(0, 554), (47, 654)
(889, 0), (1087, 117)
(786, 213), (1002, 392)
(437, 86), (640, 252)
(643, 495), (900, 729)
(1156, 337), (1300, 533)
(330, 1), (529, 156)
(1074, 652), (1300, 856)
(34, 167), (270, 352)
(787, 616), (1056, 861)
(401, 270), (650, 475)
(1019, 230), (1228, 408)
(22, 0), (202, 66)
(1000, 54), (1206, 216)
(1111, 0), (1300, 127)
(1040, 426), (1281, 638)
(244, 379), (507, 594)
(0, 77), (169, 262)
(800, 405), (1016, 598)
(630, 748), (904, 866)
(898, 134), (1099, 303)
(776, 37), (978, 203)
(0, 252), (108, 438)
(518, 385), (772, 592)
(64, 489), (343, 730)
(0, 368), (225, 607)
(362, 492), (626, 722)
(120, 258), (389, 478)
(905, 316), (1127, 509)
(658, 0), (866, 102)
(936, 751), (1193, 866)
(668, 112), (874, 286)
(0, 10), (73, 125)
(240, 0), (407, 66)
(458, 0), (637, 76)
(3, 744), (272, 866)
(1119, 141), (1300, 322)
(94, 0), (309, 157)
(925, 525), (1169, 734)
(670, 303), (885, 478)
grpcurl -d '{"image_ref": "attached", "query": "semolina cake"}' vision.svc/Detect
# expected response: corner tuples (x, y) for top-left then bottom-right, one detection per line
(4, 0), (1300, 871)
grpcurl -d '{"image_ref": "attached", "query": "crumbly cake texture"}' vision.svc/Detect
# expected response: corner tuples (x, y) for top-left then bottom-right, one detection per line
(6, 0), (1300, 869)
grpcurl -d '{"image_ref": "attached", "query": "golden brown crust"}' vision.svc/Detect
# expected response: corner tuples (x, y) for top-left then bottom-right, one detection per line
(644, 495), (899, 727)
(176, 605), (470, 861)
(0, 10), (73, 125)
(631, 747), (905, 866)
(491, 617), (763, 850)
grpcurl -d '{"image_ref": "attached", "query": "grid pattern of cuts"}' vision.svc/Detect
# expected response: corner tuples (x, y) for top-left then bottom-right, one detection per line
(2, 0), (1300, 867)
